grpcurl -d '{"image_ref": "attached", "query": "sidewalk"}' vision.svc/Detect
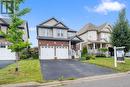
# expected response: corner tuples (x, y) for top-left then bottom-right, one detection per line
(0, 72), (129, 87)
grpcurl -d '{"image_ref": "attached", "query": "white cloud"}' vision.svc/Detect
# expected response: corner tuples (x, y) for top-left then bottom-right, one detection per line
(85, 0), (126, 15)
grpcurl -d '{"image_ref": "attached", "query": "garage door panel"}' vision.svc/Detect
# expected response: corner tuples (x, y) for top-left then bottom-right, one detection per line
(0, 48), (16, 60)
(56, 46), (68, 59)
(40, 46), (55, 60)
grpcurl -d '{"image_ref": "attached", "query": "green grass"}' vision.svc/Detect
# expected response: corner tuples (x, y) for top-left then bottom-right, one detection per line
(0, 59), (44, 85)
(82, 57), (130, 72)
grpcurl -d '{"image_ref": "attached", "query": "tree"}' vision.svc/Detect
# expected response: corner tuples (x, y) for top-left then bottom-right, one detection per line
(111, 9), (130, 52)
(0, 0), (31, 72)
(81, 46), (88, 60)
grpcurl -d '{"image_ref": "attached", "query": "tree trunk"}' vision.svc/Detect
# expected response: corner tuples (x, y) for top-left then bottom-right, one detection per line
(15, 52), (19, 72)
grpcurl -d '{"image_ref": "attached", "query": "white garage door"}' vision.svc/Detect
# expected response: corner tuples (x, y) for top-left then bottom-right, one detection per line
(0, 46), (16, 60)
(40, 46), (55, 60)
(40, 46), (69, 60)
(56, 46), (68, 59)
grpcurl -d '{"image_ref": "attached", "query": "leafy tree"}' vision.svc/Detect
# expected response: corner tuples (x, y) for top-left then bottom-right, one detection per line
(81, 46), (88, 60)
(0, 0), (31, 72)
(111, 9), (130, 52)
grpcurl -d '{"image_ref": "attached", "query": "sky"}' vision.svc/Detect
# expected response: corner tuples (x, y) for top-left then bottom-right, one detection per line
(3, 0), (130, 47)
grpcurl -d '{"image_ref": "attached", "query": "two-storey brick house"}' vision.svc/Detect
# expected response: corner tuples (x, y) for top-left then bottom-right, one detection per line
(37, 18), (83, 60)
(0, 18), (29, 60)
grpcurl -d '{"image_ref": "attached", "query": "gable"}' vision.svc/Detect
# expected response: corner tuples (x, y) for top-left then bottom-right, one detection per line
(55, 23), (65, 27)
(73, 37), (81, 40)
(54, 22), (68, 28)
(0, 18), (6, 24)
(40, 18), (58, 26)
(100, 24), (112, 32)
(71, 36), (83, 41)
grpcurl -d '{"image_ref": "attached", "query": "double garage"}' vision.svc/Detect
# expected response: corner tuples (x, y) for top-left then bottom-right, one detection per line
(40, 46), (69, 60)
(39, 40), (70, 60)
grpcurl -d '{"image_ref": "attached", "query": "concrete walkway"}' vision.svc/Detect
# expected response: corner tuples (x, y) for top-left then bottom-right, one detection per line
(0, 60), (15, 68)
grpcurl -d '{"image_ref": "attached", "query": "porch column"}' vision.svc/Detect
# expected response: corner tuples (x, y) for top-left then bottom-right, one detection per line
(80, 42), (82, 51)
(79, 42), (82, 58)
(69, 41), (71, 59)
(100, 43), (102, 48)
(93, 43), (96, 54)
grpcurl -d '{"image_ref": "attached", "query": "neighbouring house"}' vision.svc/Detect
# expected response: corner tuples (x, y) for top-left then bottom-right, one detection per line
(37, 18), (83, 60)
(77, 23), (112, 55)
(0, 18), (29, 60)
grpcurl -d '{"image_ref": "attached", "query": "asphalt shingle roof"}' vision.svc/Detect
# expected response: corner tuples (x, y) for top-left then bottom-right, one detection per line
(77, 23), (111, 35)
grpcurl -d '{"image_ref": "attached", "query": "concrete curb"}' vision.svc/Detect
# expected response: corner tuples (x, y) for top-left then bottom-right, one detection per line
(0, 72), (129, 87)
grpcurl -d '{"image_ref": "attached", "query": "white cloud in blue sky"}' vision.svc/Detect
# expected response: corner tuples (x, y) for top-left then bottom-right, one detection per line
(85, 0), (126, 15)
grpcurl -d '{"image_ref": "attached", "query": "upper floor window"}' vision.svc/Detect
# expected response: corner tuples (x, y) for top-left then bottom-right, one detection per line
(0, 45), (6, 48)
(57, 29), (64, 37)
(39, 28), (52, 37)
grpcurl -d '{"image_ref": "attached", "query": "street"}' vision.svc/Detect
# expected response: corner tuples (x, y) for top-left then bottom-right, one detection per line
(61, 73), (130, 87)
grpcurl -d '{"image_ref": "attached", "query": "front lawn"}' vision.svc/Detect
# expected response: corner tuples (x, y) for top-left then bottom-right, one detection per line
(0, 59), (43, 85)
(83, 57), (130, 72)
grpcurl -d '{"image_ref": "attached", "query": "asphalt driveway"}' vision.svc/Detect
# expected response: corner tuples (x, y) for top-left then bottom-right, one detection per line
(40, 59), (115, 80)
(0, 60), (15, 68)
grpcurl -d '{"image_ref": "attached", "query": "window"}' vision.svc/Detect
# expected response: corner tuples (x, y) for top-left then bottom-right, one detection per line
(39, 28), (52, 37)
(57, 29), (64, 37)
(57, 29), (61, 37)
(61, 30), (64, 37)
(0, 45), (6, 48)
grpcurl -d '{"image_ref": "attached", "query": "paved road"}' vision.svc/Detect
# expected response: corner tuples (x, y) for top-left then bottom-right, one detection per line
(40, 59), (115, 80)
(0, 60), (15, 68)
(62, 73), (130, 87)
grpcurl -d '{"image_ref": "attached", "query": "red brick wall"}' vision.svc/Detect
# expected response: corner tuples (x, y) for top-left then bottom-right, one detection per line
(38, 40), (69, 46)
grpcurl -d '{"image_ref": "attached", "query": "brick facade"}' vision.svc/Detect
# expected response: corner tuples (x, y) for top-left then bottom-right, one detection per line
(38, 40), (69, 47)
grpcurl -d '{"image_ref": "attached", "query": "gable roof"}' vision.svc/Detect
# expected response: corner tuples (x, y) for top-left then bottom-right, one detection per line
(54, 22), (68, 28)
(98, 23), (112, 32)
(0, 18), (27, 28)
(0, 17), (29, 38)
(77, 23), (97, 35)
(69, 35), (83, 42)
(38, 17), (69, 29)
(39, 18), (59, 26)
(78, 23), (112, 36)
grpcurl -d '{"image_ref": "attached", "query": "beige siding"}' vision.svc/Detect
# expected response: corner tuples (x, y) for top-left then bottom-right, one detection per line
(1, 26), (7, 33)
(22, 24), (29, 41)
(55, 23), (65, 28)
(41, 19), (58, 26)
(100, 33), (111, 42)
(68, 32), (76, 37)
(79, 33), (88, 42)
(87, 31), (97, 40)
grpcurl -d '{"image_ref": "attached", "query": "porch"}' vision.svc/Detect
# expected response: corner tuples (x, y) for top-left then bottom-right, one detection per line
(68, 36), (83, 59)
(84, 42), (111, 55)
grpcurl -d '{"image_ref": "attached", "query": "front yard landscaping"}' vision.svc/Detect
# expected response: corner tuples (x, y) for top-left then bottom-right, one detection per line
(0, 59), (43, 85)
(83, 57), (130, 72)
